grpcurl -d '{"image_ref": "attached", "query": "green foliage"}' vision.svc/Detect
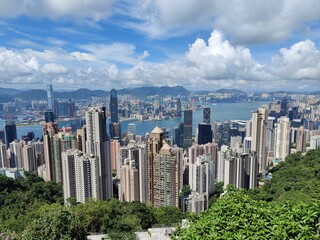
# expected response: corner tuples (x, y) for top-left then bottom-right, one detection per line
(175, 186), (320, 239)
(21, 206), (87, 240)
(0, 173), (63, 234)
(208, 181), (224, 207)
(180, 184), (191, 197)
(249, 149), (320, 202)
(154, 206), (184, 226)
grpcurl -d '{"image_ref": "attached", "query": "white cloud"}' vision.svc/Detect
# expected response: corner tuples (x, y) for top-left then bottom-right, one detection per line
(1, 31), (319, 91)
(80, 43), (138, 64)
(71, 52), (97, 62)
(272, 39), (320, 80)
(41, 63), (68, 75)
(0, 0), (115, 21)
(115, 0), (320, 44)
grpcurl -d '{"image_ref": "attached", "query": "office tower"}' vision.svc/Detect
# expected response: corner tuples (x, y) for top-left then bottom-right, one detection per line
(153, 143), (183, 208)
(214, 121), (222, 145)
(119, 142), (147, 203)
(274, 117), (290, 161)
(110, 89), (119, 123)
(85, 107), (112, 200)
(198, 124), (213, 145)
(146, 126), (165, 205)
(109, 89), (121, 140)
(251, 108), (268, 173)
(176, 98), (182, 117)
(0, 141), (7, 168)
(5, 121), (17, 147)
(183, 109), (193, 148)
(280, 98), (288, 116)
(47, 84), (54, 110)
(174, 123), (184, 148)
(296, 126), (306, 153)
(62, 149), (100, 204)
(203, 107), (210, 124)
(0, 129), (5, 144)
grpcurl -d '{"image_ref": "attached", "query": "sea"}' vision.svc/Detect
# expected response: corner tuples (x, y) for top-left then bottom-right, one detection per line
(0, 102), (268, 139)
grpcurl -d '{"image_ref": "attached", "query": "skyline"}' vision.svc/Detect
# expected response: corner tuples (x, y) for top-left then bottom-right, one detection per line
(0, 1), (319, 91)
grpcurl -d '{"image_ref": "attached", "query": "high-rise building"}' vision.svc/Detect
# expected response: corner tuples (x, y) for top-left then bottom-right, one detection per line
(127, 123), (136, 134)
(274, 117), (290, 161)
(251, 108), (268, 173)
(0, 141), (7, 168)
(0, 129), (5, 144)
(62, 149), (100, 204)
(189, 155), (215, 209)
(176, 98), (182, 117)
(5, 121), (17, 147)
(198, 124), (212, 145)
(296, 126), (306, 153)
(203, 107), (210, 124)
(9, 140), (24, 168)
(109, 89), (121, 140)
(183, 110), (193, 148)
(85, 107), (112, 200)
(47, 84), (54, 110)
(153, 143), (183, 208)
(119, 142), (147, 203)
(146, 126), (165, 205)
(111, 140), (120, 171)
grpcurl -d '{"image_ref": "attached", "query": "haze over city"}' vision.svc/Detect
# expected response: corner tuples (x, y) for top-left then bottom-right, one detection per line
(0, 0), (319, 91)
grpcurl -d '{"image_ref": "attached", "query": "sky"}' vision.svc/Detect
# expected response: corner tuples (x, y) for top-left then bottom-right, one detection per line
(0, 0), (319, 92)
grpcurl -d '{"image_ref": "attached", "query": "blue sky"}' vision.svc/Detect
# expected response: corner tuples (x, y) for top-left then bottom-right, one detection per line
(0, 0), (319, 92)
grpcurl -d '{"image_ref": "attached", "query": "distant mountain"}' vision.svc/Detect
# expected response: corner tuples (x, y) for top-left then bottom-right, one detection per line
(15, 89), (47, 100)
(0, 87), (23, 96)
(118, 85), (189, 97)
(3, 85), (189, 101)
(215, 88), (246, 94)
(0, 94), (14, 103)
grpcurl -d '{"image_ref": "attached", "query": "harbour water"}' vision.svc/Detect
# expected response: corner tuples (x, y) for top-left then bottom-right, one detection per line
(1, 102), (267, 139)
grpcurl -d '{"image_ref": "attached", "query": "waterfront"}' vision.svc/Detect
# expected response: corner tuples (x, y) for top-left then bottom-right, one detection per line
(1, 102), (267, 139)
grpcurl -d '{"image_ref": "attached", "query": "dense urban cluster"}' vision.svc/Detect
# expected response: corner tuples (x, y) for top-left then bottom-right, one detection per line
(0, 85), (319, 238)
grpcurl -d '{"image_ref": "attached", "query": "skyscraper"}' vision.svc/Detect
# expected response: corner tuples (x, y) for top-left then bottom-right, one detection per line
(274, 117), (290, 161)
(85, 107), (113, 200)
(183, 110), (193, 148)
(198, 124), (213, 145)
(153, 143), (183, 208)
(45, 84), (55, 123)
(62, 149), (100, 204)
(146, 126), (165, 205)
(176, 98), (182, 117)
(5, 121), (17, 147)
(47, 84), (54, 110)
(251, 108), (268, 173)
(110, 89), (121, 140)
(203, 107), (210, 124)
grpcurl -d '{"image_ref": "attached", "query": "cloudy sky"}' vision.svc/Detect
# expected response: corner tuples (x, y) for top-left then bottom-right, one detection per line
(0, 0), (319, 92)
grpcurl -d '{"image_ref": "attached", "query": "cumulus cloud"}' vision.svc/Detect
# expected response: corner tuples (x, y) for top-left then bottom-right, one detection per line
(1, 31), (319, 91)
(41, 63), (68, 75)
(272, 39), (320, 80)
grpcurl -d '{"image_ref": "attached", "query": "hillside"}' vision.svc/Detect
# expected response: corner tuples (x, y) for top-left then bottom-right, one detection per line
(175, 148), (320, 239)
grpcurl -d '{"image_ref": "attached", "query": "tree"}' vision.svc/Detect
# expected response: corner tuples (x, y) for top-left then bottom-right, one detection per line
(21, 207), (87, 240)
(154, 206), (184, 226)
(174, 187), (320, 239)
